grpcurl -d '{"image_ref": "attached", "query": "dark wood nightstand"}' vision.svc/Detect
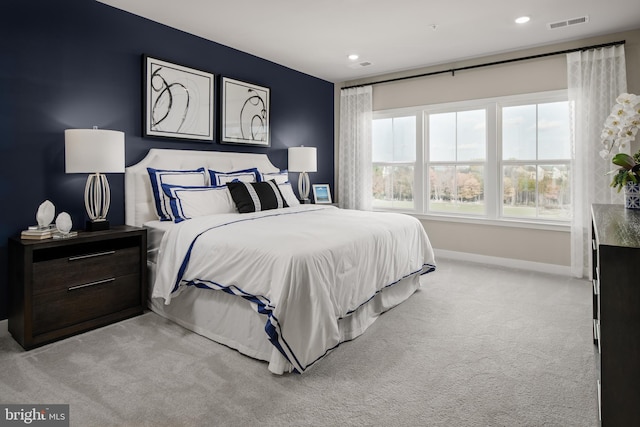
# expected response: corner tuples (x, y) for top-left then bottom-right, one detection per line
(8, 225), (147, 350)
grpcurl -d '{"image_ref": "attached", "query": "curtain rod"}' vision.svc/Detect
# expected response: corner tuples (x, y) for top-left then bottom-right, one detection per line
(341, 40), (626, 90)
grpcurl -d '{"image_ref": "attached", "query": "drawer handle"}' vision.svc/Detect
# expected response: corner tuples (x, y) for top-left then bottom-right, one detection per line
(68, 277), (115, 291)
(597, 380), (601, 421)
(68, 250), (115, 261)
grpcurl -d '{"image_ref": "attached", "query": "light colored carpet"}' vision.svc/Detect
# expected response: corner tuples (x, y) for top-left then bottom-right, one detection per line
(0, 258), (599, 426)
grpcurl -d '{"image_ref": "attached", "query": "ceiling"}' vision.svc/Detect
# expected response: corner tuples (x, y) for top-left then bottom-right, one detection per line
(97, 0), (640, 83)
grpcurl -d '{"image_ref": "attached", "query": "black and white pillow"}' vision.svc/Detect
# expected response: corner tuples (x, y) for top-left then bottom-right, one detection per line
(227, 180), (289, 213)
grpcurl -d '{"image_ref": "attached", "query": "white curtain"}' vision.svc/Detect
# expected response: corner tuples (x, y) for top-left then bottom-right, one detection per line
(339, 86), (373, 210)
(567, 45), (627, 277)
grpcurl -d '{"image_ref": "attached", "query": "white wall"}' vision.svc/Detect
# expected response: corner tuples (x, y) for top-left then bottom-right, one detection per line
(337, 29), (640, 268)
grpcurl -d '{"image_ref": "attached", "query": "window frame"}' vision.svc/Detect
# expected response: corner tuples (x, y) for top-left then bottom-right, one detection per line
(497, 92), (572, 222)
(423, 102), (494, 218)
(371, 109), (422, 213)
(371, 90), (571, 230)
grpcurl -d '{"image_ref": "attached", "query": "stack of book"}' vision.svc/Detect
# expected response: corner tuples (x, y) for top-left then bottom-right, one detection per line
(20, 225), (55, 240)
(52, 230), (78, 239)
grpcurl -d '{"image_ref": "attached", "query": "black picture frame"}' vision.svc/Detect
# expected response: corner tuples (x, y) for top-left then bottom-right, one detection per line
(143, 55), (215, 141)
(221, 77), (270, 147)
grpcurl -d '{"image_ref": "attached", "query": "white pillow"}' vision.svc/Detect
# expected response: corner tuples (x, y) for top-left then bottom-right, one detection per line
(147, 167), (207, 221)
(261, 169), (289, 184)
(278, 182), (300, 207)
(208, 168), (261, 187)
(162, 185), (236, 222)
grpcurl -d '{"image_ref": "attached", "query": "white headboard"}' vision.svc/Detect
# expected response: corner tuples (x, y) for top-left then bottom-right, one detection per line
(125, 148), (280, 227)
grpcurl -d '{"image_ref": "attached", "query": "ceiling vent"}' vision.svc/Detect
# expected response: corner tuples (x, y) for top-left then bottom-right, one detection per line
(348, 61), (373, 69)
(547, 16), (589, 30)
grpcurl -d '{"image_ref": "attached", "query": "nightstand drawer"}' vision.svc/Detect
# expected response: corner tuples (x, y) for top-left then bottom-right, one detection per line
(32, 246), (140, 294)
(32, 273), (141, 336)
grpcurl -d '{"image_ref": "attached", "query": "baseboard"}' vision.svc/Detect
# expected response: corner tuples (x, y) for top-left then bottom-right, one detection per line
(0, 319), (8, 338)
(435, 249), (572, 276)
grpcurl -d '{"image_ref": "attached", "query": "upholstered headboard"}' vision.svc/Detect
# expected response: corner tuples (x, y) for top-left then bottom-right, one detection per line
(125, 148), (280, 227)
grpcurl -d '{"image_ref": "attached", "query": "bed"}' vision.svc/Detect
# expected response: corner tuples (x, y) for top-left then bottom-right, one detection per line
(125, 148), (436, 374)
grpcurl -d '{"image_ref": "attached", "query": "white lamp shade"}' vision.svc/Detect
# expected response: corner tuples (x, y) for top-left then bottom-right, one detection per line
(65, 129), (125, 173)
(288, 146), (317, 173)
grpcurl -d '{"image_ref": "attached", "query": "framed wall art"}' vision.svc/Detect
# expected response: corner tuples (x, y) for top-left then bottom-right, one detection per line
(144, 56), (215, 141)
(221, 77), (270, 147)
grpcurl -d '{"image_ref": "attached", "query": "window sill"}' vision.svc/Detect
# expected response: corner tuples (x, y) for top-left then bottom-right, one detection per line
(373, 209), (571, 232)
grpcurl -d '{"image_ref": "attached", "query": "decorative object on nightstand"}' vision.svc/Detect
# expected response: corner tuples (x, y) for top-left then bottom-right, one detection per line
(8, 226), (147, 350)
(20, 200), (56, 240)
(55, 212), (72, 233)
(601, 93), (640, 208)
(312, 184), (332, 204)
(288, 146), (317, 203)
(624, 177), (640, 209)
(36, 200), (55, 228)
(20, 226), (54, 240)
(65, 127), (125, 231)
(607, 150), (640, 208)
(53, 212), (77, 239)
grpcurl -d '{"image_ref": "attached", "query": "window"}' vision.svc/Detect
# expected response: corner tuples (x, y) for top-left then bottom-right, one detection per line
(501, 100), (571, 220)
(371, 91), (571, 225)
(428, 109), (487, 215)
(372, 115), (416, 209)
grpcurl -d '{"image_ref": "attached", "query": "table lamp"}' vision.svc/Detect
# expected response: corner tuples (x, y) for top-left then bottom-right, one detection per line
(288, 146), (317, 203)
(64, 128), (125, 231)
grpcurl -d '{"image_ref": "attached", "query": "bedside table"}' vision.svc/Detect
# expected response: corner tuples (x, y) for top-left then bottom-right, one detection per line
(8, 225), (147, 350)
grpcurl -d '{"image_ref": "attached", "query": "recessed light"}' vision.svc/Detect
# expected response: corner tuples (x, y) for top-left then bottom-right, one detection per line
(515, 16), (530, 24)
(348, 54), (359, 61)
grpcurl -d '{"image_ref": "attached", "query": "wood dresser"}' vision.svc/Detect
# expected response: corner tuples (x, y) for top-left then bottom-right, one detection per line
(8, 225), (147, 349)
(591, 204), (640, 425)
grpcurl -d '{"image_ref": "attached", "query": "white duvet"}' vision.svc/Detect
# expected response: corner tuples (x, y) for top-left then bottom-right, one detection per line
(152, 205), (435, 373)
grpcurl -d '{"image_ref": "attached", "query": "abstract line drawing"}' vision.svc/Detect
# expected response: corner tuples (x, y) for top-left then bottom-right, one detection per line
(222, 77), (270, 147)
(144, 56), (214, 141)
(150, 68), (190, 132)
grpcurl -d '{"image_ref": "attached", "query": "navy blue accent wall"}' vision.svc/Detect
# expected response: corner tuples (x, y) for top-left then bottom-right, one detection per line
(0, 0), (334, 320)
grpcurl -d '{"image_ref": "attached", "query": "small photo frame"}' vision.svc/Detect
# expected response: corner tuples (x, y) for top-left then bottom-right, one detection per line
(144, 56), (215, 141)
(312, 184), (332, 204)
(221, 77), (270, 147)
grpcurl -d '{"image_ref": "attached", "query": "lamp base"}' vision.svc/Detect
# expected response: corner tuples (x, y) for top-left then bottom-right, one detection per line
(298, 172), (311, 201)
(298, 198), (312, 204)
(86, 219), (110, 232)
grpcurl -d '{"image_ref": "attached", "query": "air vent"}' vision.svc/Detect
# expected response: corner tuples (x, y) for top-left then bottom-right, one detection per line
(348, 60), (373, 69)
(548, 15), (589, 30)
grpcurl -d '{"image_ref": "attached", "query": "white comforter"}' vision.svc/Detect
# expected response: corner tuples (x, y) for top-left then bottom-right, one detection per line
(152, 205), (435, 373)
